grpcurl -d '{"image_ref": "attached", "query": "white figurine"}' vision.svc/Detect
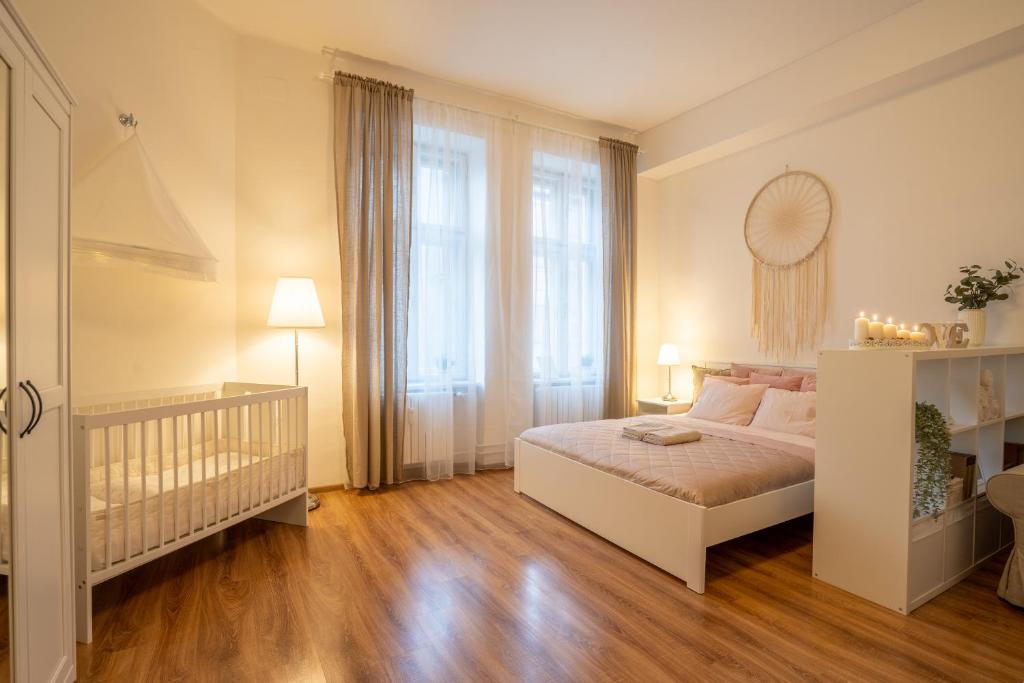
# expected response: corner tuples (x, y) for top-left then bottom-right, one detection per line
(979, 368), (1002, 422)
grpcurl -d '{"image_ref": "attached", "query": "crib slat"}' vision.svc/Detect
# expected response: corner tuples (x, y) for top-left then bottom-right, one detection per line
(201, 411), (209, 529)
(226, 407), (233, 518)
(104, 427), (112, 570)
(288, 397), (295, 491)
(258, 401), (265, 506)
(187, 411), (194, 537)
(157, 418), (165, 548)
(122, 424), (129, 562)
(141, 421), (148, 552)
(247, 403), (254, 512)
(277, 399), (284, 500)
(173, 414), (179, 540)
(214, 408), (221, 524)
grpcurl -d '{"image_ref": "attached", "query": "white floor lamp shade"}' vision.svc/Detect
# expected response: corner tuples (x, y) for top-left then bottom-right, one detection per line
(268, 277), (325, 386)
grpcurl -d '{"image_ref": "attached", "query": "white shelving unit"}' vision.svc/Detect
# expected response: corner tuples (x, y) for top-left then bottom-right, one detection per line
(814, 346), (1019, 614)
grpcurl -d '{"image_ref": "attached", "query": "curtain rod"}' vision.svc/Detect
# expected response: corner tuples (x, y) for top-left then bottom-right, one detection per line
(316, 71), (644, 154)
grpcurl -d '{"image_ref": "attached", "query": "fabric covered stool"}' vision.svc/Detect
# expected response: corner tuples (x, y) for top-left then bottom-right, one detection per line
(988, 463), (1024, 607)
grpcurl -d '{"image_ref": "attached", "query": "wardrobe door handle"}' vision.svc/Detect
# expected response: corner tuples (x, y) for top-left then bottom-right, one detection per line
(0, 387), (6, 435)
(18, 382), (36, 439)
(26, 380), (42, 434)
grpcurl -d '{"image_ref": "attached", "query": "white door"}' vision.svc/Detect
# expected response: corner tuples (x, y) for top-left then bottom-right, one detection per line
(11, 63), (73, 683)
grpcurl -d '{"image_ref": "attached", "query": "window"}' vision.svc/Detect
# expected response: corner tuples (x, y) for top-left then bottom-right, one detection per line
(531, 151), (603, 383)
(407, 130), (484, 388)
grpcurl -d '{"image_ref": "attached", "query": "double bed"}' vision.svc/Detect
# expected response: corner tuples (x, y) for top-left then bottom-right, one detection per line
(514, 412), (815, 593)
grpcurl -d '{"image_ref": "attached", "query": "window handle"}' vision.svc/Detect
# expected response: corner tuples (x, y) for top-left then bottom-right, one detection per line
(18, 382), (36, 439)
(0, 387), (6, 435)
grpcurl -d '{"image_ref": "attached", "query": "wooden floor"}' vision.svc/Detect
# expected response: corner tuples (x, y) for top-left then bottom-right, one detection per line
(78, 469), (1024, 682)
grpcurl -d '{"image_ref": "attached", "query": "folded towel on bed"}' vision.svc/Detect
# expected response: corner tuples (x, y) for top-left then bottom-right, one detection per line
(622, 422), (702, 446)
(642, 428), (701, 446)
(622, 422), (668, 440)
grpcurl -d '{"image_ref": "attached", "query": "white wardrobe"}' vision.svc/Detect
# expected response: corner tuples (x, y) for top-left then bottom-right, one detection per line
(0, 0), (75, 681)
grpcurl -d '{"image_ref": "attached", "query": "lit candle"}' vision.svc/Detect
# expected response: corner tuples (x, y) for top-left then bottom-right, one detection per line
(883, 317), (898, 339)
(896, 323), (910, 339)
(868, 314), (885, 339)
(909, 324), (927, 343)
(853, 311), (870, 343)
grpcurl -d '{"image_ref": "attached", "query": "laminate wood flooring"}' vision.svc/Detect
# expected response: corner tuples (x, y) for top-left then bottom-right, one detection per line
(76, 469), (1024, 682)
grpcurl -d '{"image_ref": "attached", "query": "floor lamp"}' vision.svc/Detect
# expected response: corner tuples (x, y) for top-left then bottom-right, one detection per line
(268, 276), (325, 511)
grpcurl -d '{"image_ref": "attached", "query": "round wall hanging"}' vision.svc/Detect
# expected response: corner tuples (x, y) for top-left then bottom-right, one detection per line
(744, 169), (832, 359)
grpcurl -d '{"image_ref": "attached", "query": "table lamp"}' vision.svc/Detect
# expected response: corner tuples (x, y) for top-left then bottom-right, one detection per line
(267, 277), (325, 386)
(657, 343), (681, 402)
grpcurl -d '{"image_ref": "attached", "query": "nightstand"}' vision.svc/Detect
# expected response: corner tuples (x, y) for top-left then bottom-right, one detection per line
(636, 398), (691, 415)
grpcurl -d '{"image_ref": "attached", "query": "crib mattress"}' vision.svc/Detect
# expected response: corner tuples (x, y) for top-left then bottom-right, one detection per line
(89, 448), (304, 571)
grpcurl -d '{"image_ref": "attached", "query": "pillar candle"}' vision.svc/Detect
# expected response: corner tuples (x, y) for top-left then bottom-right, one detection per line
(853, 312), (870, 343)
(868, 314), (885, 339)
(896, 323), (910, 339)
(883, 317), (898, 339)
(909, 324), (927, 343)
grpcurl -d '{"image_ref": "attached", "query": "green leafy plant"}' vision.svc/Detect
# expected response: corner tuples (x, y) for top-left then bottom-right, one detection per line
(944, 260), (1022, 310)
(914, 402), (951, 518)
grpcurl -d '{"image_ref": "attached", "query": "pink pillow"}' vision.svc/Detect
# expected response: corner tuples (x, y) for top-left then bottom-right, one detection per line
(748, 372), (803, 391)
(801, 375), (817, 392)
(731, 363), (783, 378)
(705, 375), (750, 386)
(687, 380), (768, 426)
(781, 368), (816, 378)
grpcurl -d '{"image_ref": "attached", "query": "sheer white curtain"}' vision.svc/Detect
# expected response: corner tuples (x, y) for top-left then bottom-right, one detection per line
(405, 100), (602, 479)
(405, 101), (534, 479)
(530, 130), (604, 426)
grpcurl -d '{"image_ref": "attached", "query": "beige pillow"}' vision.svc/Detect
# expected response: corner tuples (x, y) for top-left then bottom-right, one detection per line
(750, 388), (816, 438)
(688, 380), (768, 426)
(692, 366), (731, 401)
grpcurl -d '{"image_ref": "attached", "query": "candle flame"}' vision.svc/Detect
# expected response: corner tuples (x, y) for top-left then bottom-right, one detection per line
(886, 317), (893, 324)
(899, 323), (905, 330)
(859, 311), (865, 318)
(913, 324), (919, 332)
(872, 313), (878, 321)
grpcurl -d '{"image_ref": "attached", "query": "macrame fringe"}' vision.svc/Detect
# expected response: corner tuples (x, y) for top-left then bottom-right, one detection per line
(751, 238), (829, 360)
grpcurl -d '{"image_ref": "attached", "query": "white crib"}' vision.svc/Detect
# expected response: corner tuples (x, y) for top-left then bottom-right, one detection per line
(72, 382), (309, 643)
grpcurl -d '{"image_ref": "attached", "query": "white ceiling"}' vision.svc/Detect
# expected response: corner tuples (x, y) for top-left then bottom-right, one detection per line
(198, 0), (917, 131)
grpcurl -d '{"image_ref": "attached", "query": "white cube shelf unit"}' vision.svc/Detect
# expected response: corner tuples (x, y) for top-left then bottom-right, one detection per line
(813, 346), (1020, 614)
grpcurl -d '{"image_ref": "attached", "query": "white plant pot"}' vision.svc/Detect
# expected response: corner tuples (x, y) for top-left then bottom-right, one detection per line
(959, 308), (987, 347)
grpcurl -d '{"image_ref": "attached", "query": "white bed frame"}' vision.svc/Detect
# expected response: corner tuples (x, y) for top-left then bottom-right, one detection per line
(514, 361), (815, 593)
(72, 382), (309, 643)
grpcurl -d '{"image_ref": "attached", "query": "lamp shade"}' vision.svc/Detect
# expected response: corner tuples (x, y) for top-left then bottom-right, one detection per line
(267, 277), (325, 328)
(656, 343), (680, 366)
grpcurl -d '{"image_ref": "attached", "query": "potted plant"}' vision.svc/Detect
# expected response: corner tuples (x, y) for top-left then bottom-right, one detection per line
(914, 402), (951, 518)
(943, 260), (1022, 346)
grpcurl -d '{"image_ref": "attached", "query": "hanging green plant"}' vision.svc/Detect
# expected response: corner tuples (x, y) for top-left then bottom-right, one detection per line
(914, 401), (951, 517)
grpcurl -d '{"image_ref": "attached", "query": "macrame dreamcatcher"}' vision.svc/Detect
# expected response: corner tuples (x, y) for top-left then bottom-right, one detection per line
(744, 168), (832, 359)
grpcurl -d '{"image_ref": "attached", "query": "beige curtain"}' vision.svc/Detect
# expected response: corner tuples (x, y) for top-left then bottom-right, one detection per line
(599, 138), (638, 419)
(334, 72), (414, 489)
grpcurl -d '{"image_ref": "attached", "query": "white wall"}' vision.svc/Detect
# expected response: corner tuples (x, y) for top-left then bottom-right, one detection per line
(19, 0), (238, 398)
(647, 49), (1024, 399)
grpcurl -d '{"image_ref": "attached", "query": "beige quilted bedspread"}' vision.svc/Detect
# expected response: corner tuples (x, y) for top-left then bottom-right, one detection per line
(519, 416), (814, 508)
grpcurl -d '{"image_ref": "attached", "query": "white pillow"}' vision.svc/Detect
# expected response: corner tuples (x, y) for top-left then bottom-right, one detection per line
(750, 388), (816, 437)
(687, 378), (768, 426)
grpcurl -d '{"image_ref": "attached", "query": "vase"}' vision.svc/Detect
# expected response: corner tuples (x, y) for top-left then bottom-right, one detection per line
(959, 308), (987, 347)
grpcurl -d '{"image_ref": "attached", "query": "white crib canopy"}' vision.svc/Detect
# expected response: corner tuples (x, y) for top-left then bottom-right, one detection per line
(72, 131), (217, 281)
